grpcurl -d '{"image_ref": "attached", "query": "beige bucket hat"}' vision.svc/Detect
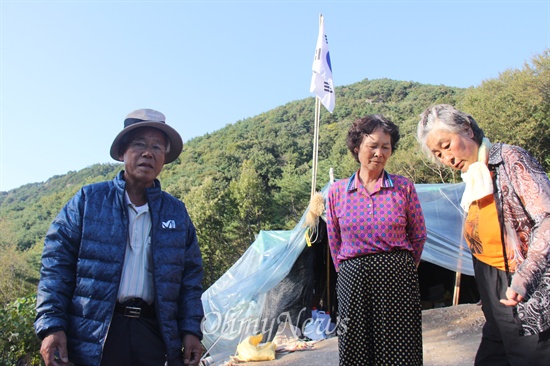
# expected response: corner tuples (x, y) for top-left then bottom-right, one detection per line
(110, 108), (183, 164)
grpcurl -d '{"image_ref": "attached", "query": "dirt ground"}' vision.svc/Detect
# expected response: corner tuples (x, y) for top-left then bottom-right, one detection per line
(233, 303), (485, 366)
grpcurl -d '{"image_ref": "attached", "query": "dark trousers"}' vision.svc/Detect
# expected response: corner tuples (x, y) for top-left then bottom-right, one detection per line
(473, 258), (550, 366)
(100, 312), (167, 366)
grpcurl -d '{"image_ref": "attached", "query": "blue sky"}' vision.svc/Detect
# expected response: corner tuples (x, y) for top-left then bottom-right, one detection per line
(1, 0), (548, 192)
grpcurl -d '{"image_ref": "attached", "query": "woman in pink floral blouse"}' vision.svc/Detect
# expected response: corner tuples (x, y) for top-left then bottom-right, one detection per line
(327, 114), (427, 365)
(417, 104), (550, 365)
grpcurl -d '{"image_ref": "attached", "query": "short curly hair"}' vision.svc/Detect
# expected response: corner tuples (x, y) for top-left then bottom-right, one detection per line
(346, 115), (400, 163)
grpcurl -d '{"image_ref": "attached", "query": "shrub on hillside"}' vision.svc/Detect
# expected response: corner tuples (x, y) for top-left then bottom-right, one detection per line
(0, 295), (41, 365)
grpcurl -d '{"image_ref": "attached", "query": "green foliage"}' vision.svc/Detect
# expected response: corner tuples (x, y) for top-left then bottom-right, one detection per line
(0, 295), (41, 366)
(230, 160), (269, 236)
(272, 163), (311, 229)
(182, 175), (238, 287)
(0, 220), (41, 304)
(1, 51), (549, 294)
(460, 49), (550, 170)
(0, 163), (120, 251)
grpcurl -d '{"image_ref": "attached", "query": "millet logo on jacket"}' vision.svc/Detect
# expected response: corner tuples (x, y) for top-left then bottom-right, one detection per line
(162, 220), (176, 229)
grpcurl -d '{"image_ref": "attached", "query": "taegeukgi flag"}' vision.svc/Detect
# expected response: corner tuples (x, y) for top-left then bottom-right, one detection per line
(310, 14), (335, 113)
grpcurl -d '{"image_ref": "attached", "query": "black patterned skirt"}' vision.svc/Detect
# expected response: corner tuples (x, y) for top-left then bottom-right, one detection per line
(336, 250), (423, 366)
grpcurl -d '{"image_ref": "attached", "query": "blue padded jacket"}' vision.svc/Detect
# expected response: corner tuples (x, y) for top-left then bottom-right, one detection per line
(35, 171), (204, 366)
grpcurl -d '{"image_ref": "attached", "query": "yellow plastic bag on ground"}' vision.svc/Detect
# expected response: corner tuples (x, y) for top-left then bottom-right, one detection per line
(235, 334), (276, 361)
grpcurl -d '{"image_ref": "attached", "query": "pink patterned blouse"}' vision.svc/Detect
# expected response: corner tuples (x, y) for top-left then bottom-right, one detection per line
(326, 170), (427, 271)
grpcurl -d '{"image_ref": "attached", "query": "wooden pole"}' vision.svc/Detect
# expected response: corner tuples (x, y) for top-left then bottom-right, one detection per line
(326, 239), (331, 315)
(453, 271), (461, 305)
(310, 97), (321, 198)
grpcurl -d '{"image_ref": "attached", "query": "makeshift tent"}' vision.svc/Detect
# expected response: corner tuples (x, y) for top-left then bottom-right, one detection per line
(200, 182), (471, 365)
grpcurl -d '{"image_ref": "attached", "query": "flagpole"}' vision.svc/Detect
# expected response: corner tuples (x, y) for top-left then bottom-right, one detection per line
(310, 14), (323, 198)
(311, 96), (321, 198)
(309, 10), (334, 326)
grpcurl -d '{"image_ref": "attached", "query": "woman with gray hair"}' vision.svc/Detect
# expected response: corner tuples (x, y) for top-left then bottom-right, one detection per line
(417, 104), (550, 365)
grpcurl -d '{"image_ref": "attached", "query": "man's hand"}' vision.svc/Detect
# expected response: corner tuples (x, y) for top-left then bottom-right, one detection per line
(500, 287), (525, 307)
(183, 334), (203, 365)
(40, 330), (69, 366)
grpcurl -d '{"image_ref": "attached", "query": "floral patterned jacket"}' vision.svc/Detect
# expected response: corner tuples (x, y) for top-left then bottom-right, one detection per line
(488, 143), (550, 336)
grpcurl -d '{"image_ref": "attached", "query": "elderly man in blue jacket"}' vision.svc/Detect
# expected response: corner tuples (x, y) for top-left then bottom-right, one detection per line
(35, 109), (205, 366)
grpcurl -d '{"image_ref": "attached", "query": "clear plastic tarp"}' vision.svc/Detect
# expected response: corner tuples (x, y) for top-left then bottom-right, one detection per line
(200, 182), (471, 363)
(415, 183), (472, 275)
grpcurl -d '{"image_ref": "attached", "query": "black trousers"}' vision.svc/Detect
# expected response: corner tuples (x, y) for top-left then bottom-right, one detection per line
(100, 312), (167, 366)
(473, 258), (550, 366)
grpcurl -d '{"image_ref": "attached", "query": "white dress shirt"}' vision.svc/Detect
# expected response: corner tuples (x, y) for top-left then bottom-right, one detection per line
(117, 191), (155, 304)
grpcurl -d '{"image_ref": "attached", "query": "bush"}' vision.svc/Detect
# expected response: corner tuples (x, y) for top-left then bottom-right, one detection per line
(0, 295), (41, 365)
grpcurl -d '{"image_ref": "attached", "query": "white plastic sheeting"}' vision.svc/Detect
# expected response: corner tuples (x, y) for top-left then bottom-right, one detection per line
(200, 182), (471, 363)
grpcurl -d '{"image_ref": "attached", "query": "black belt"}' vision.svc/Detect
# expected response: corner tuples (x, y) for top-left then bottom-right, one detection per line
(115, 299), (155, 319)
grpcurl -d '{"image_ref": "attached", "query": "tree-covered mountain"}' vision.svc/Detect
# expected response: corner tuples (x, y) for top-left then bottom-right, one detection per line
(1, 49), (548, 294)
